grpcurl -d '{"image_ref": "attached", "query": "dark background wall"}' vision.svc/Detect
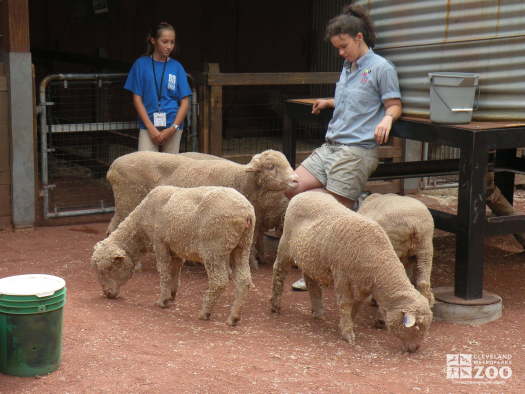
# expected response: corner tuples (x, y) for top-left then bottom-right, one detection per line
(29, 0), (314, 79)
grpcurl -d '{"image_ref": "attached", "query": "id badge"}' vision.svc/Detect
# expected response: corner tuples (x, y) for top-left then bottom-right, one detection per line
(153, 112), (167, 128)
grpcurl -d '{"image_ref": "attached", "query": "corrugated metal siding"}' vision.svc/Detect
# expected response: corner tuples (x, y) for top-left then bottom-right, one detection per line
(313, 0), (525, 121)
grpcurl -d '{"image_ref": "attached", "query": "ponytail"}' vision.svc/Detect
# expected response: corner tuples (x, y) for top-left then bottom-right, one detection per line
(325, 4), (376, 48)
(144, 22), (175, 56)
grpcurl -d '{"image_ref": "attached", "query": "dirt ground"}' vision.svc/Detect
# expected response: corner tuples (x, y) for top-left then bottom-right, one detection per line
(1, 190), (525, 393)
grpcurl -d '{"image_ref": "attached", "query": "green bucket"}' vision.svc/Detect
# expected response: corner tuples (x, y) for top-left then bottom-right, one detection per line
(0, 274), (66, 377)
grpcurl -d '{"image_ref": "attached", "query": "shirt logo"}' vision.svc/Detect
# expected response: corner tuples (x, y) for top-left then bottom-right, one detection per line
(168, 74), (177, 90)
(361, 68), (371, 84)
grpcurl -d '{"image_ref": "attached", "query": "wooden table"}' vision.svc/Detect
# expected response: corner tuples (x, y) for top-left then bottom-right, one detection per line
(284, 98), (525, 300)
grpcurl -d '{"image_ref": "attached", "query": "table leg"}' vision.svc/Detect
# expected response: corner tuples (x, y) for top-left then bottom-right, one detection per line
(282, 111), (296, 168)
(494, 149), (517, 205)
(455, 136), (488, 299)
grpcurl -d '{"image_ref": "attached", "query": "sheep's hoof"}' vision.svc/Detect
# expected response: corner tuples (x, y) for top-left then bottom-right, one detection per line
(226, 316), (240, 326)
(270, 302), (281, 314)
(103, 291), (118, 299)
(341, 330), (356, 344)
(199, 311), (211, 321)
(374, 319), (386, 329)
(156, 299), (170, 308)
(312, 310), (324, 319)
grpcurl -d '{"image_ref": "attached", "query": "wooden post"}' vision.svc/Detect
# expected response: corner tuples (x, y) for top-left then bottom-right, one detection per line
(208, 63), (223, 156)
(197, 64), (211, 153)
(1, 0), (35, 228)
(1, 0), (31, 52)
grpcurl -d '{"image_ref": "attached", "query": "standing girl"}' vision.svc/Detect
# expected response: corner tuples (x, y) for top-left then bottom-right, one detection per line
(124, 22), (192, 153)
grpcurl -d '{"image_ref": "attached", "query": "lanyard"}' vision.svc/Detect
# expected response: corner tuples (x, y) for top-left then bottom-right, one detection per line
(151, 56), (168, 111)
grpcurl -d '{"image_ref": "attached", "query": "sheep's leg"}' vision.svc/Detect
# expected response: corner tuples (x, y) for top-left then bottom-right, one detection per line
(226, 247), (252, 326)
(334, 275), (356, 344)
(199, 256), (230, 321)
(106, 213), (122, 236)
(249, 243), (259, 271)
(249, 222), (265, 270)
(270, 245), (292, 314)
(254, 224), (266, 265)
(304, 274), (324, 319)
(169, 256), (184, 301)
(485, 172), (525, 248)
(414, 238), (435, 307)
(154, 240), (175, 308)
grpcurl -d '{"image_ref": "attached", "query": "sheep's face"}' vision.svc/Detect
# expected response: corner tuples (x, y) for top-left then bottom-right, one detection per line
(246, 150), (298, 191)
(385, 302), (433, 353)
(91, 241), (134, 299)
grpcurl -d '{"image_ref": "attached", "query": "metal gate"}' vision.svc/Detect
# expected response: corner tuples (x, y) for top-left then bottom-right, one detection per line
(38, 73), (197, 219)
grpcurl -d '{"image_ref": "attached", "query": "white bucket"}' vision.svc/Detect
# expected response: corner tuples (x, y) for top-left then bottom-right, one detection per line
(428, 72), (480, 124)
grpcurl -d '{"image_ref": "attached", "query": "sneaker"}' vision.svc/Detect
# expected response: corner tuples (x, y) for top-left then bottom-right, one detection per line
(353, 191), (371, 211)
(291, 277), (307, 291)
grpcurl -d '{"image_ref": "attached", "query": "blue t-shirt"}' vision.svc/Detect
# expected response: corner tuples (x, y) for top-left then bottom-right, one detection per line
(325, 49), (401, 148)
(124, 56), (192, 129)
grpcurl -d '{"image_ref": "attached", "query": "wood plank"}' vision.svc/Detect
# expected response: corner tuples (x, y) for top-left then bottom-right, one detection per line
(4, 0), (30, 52)
(199, 82), (210, 153)
(209, 84), (223, 156)
(208, 72), (339, 87)
(0, 185), (11, 216)
(0, 215), (12, 231)
(365, 179), (402, 194)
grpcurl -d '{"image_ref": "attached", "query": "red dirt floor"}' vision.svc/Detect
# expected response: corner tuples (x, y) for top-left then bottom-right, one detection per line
(1, 190), (525, 393)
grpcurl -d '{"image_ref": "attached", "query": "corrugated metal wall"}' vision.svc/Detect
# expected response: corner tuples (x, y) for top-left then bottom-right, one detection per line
(313, 0), (525, 121)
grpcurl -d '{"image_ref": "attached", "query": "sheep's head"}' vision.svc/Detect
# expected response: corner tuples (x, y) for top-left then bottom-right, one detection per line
(245, 150), (298, 191)
(91, 240), (134, 299)
(384, 295), (433, 353)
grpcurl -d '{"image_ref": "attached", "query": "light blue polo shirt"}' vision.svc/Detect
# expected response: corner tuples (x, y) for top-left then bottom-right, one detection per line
(325, 49), (401, 148)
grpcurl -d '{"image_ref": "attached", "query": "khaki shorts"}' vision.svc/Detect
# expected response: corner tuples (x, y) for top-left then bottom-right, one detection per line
(138, 128), (183, 153)
(301, 143), (379, 201)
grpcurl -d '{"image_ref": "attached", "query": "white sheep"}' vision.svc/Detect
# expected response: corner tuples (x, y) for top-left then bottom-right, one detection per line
(92, 185), (255, 326)
(358, 193), (435, 306)
(271, 191), (433, 352)
(106, 150), (297, 269)
(179, 152), (289, 264)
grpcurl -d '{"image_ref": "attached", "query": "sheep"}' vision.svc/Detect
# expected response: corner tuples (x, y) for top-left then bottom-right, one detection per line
(358, 193), (435, 306)
(179, 152), (289, 263)
(106, 150), (297, 268)
(92, 185), (255, 326)
(485, 172), (525, 248)
(271, 191), (433, 352)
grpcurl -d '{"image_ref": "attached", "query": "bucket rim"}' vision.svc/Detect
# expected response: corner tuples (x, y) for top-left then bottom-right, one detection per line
(428, 72), (480, 78)
(0, 274), (66, 297)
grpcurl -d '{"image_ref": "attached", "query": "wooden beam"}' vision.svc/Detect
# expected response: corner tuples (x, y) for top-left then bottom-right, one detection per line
(2, 0), (30, 52)
(207, 72), (339, 86)
(208, 64), (222, 156)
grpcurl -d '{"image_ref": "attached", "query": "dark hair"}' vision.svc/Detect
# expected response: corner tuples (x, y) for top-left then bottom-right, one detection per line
(325, 4), (376, 48)
(145, 22), (175, 56)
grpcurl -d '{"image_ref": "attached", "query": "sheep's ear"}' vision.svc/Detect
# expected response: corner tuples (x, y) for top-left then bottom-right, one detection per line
(245, 153), (262, 173)
(403, 312), (416, 328)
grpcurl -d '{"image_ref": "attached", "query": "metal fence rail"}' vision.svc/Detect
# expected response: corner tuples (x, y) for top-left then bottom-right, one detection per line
(38, 73), (197, 219)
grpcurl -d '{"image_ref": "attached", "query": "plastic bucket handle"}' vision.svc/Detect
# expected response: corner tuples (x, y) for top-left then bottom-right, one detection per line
(429, 74), (481, 112)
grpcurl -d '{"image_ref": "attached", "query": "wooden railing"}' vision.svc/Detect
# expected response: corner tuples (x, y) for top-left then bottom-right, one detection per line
(197, 63), (403, 193)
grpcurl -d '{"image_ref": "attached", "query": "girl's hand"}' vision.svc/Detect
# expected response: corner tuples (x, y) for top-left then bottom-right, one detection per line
(148, 128), (163, 145)
(312, 99), (334, 115)
(374, 115), (393, 144)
